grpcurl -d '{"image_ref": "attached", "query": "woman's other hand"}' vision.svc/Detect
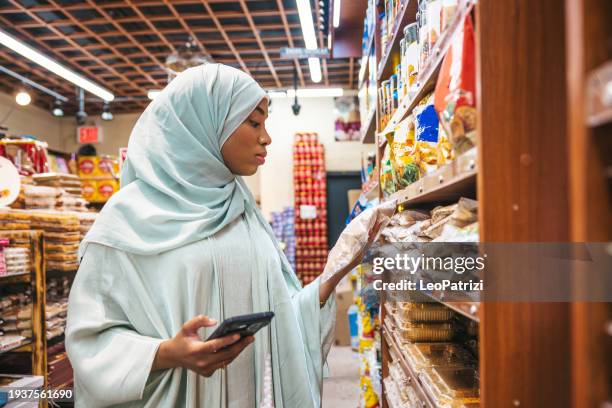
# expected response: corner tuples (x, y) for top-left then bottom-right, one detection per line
(152, 315), (254, 377)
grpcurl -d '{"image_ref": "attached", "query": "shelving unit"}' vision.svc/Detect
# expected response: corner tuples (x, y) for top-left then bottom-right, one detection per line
(0, 230), (46, 386)
(354, 0), (611, 406)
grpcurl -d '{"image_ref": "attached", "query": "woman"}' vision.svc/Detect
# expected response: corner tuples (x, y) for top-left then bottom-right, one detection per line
(65, 64), (367, 407)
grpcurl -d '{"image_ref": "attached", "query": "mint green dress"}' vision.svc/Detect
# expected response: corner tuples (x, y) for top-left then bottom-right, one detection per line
(65, 64), (336, 407)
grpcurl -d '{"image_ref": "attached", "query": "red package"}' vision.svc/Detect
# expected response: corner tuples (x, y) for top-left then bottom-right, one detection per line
(434, 14), (477, 154)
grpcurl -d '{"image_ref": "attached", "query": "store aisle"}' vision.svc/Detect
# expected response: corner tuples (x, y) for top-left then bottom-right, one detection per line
(322, 345), (360, 408)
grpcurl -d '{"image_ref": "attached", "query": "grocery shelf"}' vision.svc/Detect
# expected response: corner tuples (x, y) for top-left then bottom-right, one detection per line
(0, 272), (31, 285)
(383, 318), (435, 408)
(358, 35), (375, 89)
(377, 0), (418, 82)
(377, 0), (476, 140)
(361, 108), (377, 144)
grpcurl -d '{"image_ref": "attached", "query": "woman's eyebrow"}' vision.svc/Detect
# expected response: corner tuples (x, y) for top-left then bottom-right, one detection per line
(254, 106), (265, 115)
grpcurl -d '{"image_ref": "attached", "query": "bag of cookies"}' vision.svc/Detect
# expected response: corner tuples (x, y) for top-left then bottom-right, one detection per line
(434, 14), (476, 155)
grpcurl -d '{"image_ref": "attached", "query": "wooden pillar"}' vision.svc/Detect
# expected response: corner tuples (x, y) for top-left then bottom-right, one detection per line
(476, 0), (572, 406)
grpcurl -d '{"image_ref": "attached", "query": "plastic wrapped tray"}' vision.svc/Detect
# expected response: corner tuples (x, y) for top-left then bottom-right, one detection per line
(403, 343), (476, 372)
(398, 302), (455, 322)
(398, 321), (455, 342)
(420, 367), (480, 407)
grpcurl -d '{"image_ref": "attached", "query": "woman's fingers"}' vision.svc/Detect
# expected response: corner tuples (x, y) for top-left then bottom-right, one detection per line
(195, 333), (241, 354)
(181, 315), (218, 336)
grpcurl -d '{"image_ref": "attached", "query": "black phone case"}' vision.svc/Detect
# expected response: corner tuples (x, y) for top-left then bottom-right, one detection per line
(205, 311), (275, 341)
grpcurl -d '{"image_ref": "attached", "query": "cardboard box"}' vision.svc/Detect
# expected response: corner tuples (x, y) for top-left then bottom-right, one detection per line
(334, 287), (354, 346)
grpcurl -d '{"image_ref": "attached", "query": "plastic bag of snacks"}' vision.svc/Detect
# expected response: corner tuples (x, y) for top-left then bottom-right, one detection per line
(390, 118), (420, 189)
(380, 144), (395, 196)
(413, 93), (440, 174)
(321, 200), (396, 283)
(434, 14), (476, 155)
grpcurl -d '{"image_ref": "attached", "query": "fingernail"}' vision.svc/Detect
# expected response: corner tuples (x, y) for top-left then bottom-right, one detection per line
(209, 318), (217, 324)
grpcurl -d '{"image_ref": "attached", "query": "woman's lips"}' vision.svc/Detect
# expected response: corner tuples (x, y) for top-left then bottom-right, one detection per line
(255, 154), (266, 165)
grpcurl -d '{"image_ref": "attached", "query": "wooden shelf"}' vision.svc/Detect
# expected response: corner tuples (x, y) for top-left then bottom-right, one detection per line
(377, 0), (418, 82)
(361, 108), (377, 143)
(386, 166), (476, 206)
(0, 272), (31, 285)
(378, 0), (475, 139)
(0, 339), (32, 355)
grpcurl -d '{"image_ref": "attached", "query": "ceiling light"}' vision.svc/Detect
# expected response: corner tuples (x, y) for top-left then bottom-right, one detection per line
(51, 100), (64, 117)
(333, 0), (342, 28)
(15, 89), (31, 106)
(101, 103), (113, 121)
(328, 34), (332, 49)
(296, 0), (318, 50)
(0, 29), (114, 102)
(308, 58), (322, 83)
(147, 90), (161, 100)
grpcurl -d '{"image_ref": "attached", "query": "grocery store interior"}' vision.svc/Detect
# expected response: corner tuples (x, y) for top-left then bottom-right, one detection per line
(0, 0), (610, 407)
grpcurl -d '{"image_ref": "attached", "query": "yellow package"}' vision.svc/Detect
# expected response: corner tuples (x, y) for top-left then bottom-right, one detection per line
(97, 155), (119, 177)
(97, 179), (119, 201)
(390, 117), (420, 189)
(77, 156), (100, 177)
(81, 179), (98, 202)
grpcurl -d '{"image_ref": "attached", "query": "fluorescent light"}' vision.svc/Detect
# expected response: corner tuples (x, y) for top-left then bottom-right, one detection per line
(333, 0), (341, 28)
(308, 58), (322, 83)
(0, 29), (114, 102)
(147, 90), (161, 100)
(296, 0), (318, 50)
(327, 34), (332, 49)
(15, 90), (31, 106)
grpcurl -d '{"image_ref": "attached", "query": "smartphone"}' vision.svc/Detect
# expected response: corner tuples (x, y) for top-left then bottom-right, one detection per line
(205, 311), (274, 341)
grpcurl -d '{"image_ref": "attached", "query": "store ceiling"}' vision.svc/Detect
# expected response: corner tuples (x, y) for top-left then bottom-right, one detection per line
(0, 0), (359, 115)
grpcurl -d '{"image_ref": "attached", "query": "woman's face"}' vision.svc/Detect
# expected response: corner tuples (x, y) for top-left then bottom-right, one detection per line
(221, 98), (271, 176)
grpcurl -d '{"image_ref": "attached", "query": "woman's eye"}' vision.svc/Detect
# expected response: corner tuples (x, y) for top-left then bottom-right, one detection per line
(249, 120), (260, 128)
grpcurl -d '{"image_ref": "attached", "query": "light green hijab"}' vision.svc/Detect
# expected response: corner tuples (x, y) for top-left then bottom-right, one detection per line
(81, 64), (286, 264)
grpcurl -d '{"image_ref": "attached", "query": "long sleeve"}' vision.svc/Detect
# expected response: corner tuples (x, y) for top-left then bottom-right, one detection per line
(65, 244), (164, 407)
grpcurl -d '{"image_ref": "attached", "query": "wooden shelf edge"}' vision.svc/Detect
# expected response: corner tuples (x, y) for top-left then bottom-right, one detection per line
(377, 0), (475, 137)
(0, 339), (32, 355)
(0, 272), (31, 285)
(386, 168), (476, 206)
(361, 109), (377, 143)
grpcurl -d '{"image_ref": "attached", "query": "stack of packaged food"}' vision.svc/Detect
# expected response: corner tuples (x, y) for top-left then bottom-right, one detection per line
(30, 213), (80, 272)
(33, 173), (87, 212)
(293, 133), (328, 284)
(23, 185), (61, 210)
(0, 292), (32, 351)
(0, 210), (31, 231)
(381, 198), (478, 243)
(46, 277), (70, 341)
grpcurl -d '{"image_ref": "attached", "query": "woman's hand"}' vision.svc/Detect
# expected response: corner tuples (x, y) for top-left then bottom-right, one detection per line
(152, 315), (254, 377)
(318, 222), (383, 306)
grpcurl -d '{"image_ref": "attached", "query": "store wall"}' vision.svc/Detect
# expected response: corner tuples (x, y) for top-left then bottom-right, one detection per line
(0, 91), (66, 150)
(260, 96), (372, 219)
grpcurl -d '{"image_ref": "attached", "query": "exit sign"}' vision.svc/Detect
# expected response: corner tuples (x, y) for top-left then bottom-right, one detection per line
(77, 126), (103, 144)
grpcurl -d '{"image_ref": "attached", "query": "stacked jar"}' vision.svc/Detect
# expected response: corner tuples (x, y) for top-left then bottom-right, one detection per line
(293, 133), (328, 284)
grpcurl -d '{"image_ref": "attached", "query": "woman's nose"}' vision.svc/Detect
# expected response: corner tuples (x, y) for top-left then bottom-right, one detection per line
(261, 128), (272, 146)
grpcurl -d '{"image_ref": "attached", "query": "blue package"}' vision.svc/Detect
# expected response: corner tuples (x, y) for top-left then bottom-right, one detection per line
(415, 103), (439, 143)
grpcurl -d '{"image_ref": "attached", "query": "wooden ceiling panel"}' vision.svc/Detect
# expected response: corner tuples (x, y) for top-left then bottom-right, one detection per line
(0, 0), (352, 114)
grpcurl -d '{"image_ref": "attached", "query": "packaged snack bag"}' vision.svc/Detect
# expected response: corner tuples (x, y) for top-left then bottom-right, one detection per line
(390, 118), (420, 188)
(413, 93), (440, 174)
(434, 14), (477, 154)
